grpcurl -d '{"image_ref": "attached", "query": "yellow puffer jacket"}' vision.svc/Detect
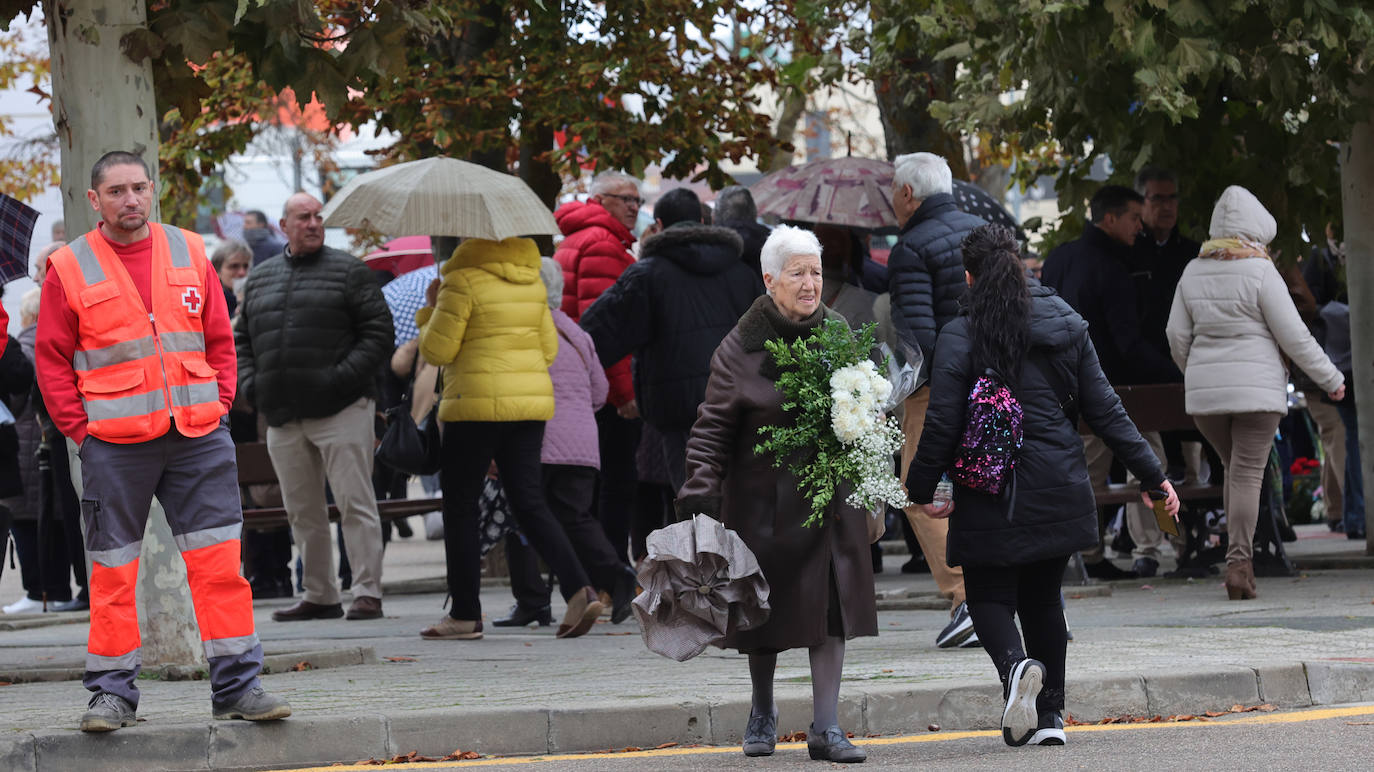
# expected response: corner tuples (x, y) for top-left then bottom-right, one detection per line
(415, 237), (558, 422)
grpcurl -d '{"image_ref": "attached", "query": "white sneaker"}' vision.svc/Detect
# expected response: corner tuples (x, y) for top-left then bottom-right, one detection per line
(3, 596), (44, 614)
(1001, 658), (1045, 746)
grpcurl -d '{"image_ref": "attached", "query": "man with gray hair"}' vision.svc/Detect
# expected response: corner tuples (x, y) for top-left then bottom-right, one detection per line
(713, 185), (771, 279)
(888, 151), (986, 649)
(554, 170), (643, 565)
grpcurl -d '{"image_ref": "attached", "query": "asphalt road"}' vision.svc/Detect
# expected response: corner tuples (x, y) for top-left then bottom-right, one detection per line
(281, 703), (1374, 771)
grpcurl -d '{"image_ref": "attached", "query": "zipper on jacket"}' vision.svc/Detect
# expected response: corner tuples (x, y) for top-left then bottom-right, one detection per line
(149, 313), (175, 419)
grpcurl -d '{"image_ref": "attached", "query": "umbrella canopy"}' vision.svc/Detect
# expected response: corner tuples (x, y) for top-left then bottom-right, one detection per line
(0, 193), (39, 284)
(751, 157), (897, 230)
(320, 156), (559, 240)
(631, 514), (770, 662)
(751, 158), (1023, 238)
(382, 264), (438, 348)
(366, 235), (436, 277)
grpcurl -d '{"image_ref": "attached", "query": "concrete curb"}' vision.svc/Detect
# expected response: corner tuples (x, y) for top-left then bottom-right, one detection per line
(0, 647), (377, 685)
(1, 659), (1367, 771)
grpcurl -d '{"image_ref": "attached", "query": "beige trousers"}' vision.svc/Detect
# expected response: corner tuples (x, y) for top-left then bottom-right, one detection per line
(900, 388), (965, 607)
(1191, 412), (1284, 563)
(1304, 396), (1345, 520)
(1082, 431), (1182, 562)
(266, 397), (384, 603)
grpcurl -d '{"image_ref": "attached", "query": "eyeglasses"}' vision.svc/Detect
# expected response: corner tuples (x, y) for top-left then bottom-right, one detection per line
(600, 192), (643, 207)
(1146, 193), (1179, 204)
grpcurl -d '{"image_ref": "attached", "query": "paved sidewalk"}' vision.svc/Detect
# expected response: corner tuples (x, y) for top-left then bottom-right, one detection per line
(2, 525), (1373, 771)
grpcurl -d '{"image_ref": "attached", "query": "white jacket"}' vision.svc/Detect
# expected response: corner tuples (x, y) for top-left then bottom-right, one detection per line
(1167, 256), (1342, 415)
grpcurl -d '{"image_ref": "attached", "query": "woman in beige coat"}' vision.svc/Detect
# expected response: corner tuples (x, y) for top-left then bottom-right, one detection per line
(1166, 186), (1345, 599)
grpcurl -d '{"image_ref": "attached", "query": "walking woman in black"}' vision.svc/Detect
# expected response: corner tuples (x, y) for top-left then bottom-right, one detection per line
(906, 225), (1179, 747)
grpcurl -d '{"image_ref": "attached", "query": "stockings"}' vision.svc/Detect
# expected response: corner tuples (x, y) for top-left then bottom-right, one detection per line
(745, 636), (847, 730)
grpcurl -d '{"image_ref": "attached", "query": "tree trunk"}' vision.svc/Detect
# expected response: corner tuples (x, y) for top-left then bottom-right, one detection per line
(761, 88), (806, 174)
(519, 122), (560, 255)
(1341, 85), (1374, 556)
(873, 58), (969, 179)
(47, 0), (205, 666)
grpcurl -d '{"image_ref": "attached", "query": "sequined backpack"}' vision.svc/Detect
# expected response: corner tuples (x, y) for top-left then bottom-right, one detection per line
(950, 370), (1024, 495)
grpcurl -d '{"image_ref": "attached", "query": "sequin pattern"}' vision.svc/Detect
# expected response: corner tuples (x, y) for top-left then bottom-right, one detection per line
(950, 375), (1024, 495)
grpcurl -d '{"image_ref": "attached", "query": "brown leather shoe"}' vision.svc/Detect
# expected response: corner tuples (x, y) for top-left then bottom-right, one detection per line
(272, 600), (344, 622)
(346, 596), (383, 620)
(556, 586), (604, 639)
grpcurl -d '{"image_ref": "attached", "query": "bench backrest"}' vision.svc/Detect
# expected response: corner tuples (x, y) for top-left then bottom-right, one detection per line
(1079, 383), (1196, 435)
(235, 442), (279, 486)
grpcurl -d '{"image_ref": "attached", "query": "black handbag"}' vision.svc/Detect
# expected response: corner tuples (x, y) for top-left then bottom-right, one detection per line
(375, 357), (442, 476)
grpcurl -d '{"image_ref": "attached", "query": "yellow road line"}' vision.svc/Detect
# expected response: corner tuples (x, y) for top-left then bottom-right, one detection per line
(278, 705), (1374, 771)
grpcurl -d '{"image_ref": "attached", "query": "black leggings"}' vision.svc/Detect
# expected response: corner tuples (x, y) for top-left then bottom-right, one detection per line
(963, 554), (1070, 713)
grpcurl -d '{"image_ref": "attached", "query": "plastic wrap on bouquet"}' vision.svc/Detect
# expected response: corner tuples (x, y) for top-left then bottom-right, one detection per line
(632, 514), (771, 662)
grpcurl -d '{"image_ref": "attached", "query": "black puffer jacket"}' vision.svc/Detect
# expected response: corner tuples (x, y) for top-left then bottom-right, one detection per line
(236, 246), (394, 426)
(907, 284), (1165, 568)
(888, 193), (986, 375)
(581, 223), (762, 432)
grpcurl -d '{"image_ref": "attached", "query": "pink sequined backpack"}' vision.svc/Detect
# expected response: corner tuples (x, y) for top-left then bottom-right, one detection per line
(950, 371), (1024, 495)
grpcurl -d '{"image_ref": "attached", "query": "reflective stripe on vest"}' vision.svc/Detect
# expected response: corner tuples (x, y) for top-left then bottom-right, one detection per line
(84, 389), (167, 423)
(68, 235), (107, 284)
(72, 336), (157, 372)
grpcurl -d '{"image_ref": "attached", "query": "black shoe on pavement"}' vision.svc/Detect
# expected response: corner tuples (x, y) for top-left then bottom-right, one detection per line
(1001, 658), (1046, 747)
(806, 724), (866, 762)
(900, 556), (929, 574)
(251, 578), (293, 600)
(271, 600), (344, 622)
(610, 565), (638, 624)
(51, 597), (90, 613)
(1083, 559), (1136, 580)
(936, 602), (976, 648)
(742, 704), (778, 757)
(492, 603), (553, 627)
(1132, 557), (1159, 578)
(80, 692), (137, 732)
(1029, 711), (1066, 746)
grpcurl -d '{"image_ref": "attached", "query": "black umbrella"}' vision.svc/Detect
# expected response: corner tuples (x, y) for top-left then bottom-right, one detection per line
(951, 179), (1026, 240)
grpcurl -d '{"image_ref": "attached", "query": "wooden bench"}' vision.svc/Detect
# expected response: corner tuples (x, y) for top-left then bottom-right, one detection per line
(1080, 384), (1225, 506)
(236, 442), (442, 530)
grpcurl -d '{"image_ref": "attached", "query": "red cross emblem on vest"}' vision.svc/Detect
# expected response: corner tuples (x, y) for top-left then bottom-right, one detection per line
(182, 287), (202, 314)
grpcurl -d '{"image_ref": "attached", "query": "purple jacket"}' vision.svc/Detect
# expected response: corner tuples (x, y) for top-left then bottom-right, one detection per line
(542, 309), (608, 468)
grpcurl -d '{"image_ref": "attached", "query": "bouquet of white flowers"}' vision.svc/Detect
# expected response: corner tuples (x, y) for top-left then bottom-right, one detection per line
(755, 319), (910, 527)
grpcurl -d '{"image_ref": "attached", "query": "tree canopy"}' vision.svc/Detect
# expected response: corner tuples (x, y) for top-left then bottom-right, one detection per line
(877, 0), (1374, 258)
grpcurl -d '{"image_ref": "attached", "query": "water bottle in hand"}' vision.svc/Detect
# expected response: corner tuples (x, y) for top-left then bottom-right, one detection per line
(933, 475), (954, 509)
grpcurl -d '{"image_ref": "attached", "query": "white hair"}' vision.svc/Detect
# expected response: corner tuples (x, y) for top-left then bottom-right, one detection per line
(760, 225), (822, 291)
(539, 256), (564, 310)
(20, 287), (40, 324)
(893, 152), (953, 200)
(589, 170), (641, 196)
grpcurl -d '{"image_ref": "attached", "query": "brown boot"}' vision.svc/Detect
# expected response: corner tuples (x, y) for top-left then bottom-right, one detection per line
(1241, 559), (1258, 599)
(1224, 561), (1247, 600)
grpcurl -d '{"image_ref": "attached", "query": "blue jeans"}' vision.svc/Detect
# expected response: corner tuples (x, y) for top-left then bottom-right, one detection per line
(1337, 403), (1366, 536)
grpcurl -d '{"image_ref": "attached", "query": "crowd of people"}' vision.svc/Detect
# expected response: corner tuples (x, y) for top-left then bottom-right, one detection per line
(0, 148), (1357, 759)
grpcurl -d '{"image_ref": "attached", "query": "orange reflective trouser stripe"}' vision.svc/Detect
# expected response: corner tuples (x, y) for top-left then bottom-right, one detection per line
(183, 539), (256, 652)
(87, 560), (141, 668)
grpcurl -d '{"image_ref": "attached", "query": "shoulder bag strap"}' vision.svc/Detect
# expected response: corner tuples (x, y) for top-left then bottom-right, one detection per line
(1026, 348), (1078, 427)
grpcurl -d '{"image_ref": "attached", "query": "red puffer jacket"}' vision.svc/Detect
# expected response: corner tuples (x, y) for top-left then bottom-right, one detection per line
(554, 200), (636, 406)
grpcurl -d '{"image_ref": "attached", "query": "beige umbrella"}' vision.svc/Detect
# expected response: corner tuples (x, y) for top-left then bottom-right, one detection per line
(319, 156), (559, 240)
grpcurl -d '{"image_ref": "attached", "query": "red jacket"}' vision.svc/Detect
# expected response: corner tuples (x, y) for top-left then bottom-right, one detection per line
(554, 200), (636, 406)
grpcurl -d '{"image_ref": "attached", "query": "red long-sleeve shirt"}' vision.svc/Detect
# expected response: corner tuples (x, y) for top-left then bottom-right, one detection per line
(35, 226), (236, 445)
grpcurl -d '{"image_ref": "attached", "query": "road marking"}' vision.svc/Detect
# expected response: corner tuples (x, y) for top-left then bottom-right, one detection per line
(278, 705), (1374, 771)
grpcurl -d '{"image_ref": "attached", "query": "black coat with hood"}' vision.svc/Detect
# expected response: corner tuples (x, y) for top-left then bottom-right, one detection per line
(581, 223), (763, 432)
(906, 284), (1166, 568)
(887, 193), (986, 375)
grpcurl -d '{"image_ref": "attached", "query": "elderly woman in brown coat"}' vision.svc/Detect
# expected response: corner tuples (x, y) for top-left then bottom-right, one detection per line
(677, 224), (877, 764)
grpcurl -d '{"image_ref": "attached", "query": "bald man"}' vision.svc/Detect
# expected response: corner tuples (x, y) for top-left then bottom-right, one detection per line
(234, 193), (394, 623)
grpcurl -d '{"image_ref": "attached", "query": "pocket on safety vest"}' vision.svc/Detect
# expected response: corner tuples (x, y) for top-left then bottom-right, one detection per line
(79, 280), (120, 308)
(180, 358), (218, 379)
(80, 366), (146, 396)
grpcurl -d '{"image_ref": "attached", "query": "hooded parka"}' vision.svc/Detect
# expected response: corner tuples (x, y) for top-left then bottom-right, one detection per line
(907, 285), (1166, 567)
(416, 237), (558, 423)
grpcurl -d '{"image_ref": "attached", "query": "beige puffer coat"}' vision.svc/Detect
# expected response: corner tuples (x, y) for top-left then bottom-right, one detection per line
(1166, 186), (1343, 415)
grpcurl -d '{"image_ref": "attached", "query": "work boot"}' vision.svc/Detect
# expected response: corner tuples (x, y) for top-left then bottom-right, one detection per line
(80, 692), (137, 732)
(213, 686), (292, 721)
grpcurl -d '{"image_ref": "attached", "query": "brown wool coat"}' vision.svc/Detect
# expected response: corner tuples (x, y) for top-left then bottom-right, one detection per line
(676, 296), (878, 653)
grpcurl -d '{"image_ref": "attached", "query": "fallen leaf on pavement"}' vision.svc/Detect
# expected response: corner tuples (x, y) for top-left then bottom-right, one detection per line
(385, 656), (418, 662)
(779, 731), (808, 742)
(440, 750), (481, 761)
(291, 661), (312, 672)
(654, 742), (678, 749)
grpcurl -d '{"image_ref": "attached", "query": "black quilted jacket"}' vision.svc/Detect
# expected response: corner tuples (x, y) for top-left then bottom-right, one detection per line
(888, 193), (986, 376)
(235, 246), (394, 426)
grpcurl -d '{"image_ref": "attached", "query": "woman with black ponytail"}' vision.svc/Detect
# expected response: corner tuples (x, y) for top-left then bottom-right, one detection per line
(906, 224), (1178, 748)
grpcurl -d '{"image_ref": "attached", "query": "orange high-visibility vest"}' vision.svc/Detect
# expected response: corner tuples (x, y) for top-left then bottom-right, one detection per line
(48, 223), (224, 444)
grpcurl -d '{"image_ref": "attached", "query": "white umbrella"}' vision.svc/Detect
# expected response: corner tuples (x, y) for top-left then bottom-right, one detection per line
(320, 156), (559, 240)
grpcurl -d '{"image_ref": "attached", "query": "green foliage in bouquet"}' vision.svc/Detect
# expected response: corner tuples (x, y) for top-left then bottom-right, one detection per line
(754, 319), (882, 528)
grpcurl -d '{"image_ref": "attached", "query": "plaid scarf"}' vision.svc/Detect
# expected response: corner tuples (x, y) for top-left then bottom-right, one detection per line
(1199, 237), (1271, 261)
